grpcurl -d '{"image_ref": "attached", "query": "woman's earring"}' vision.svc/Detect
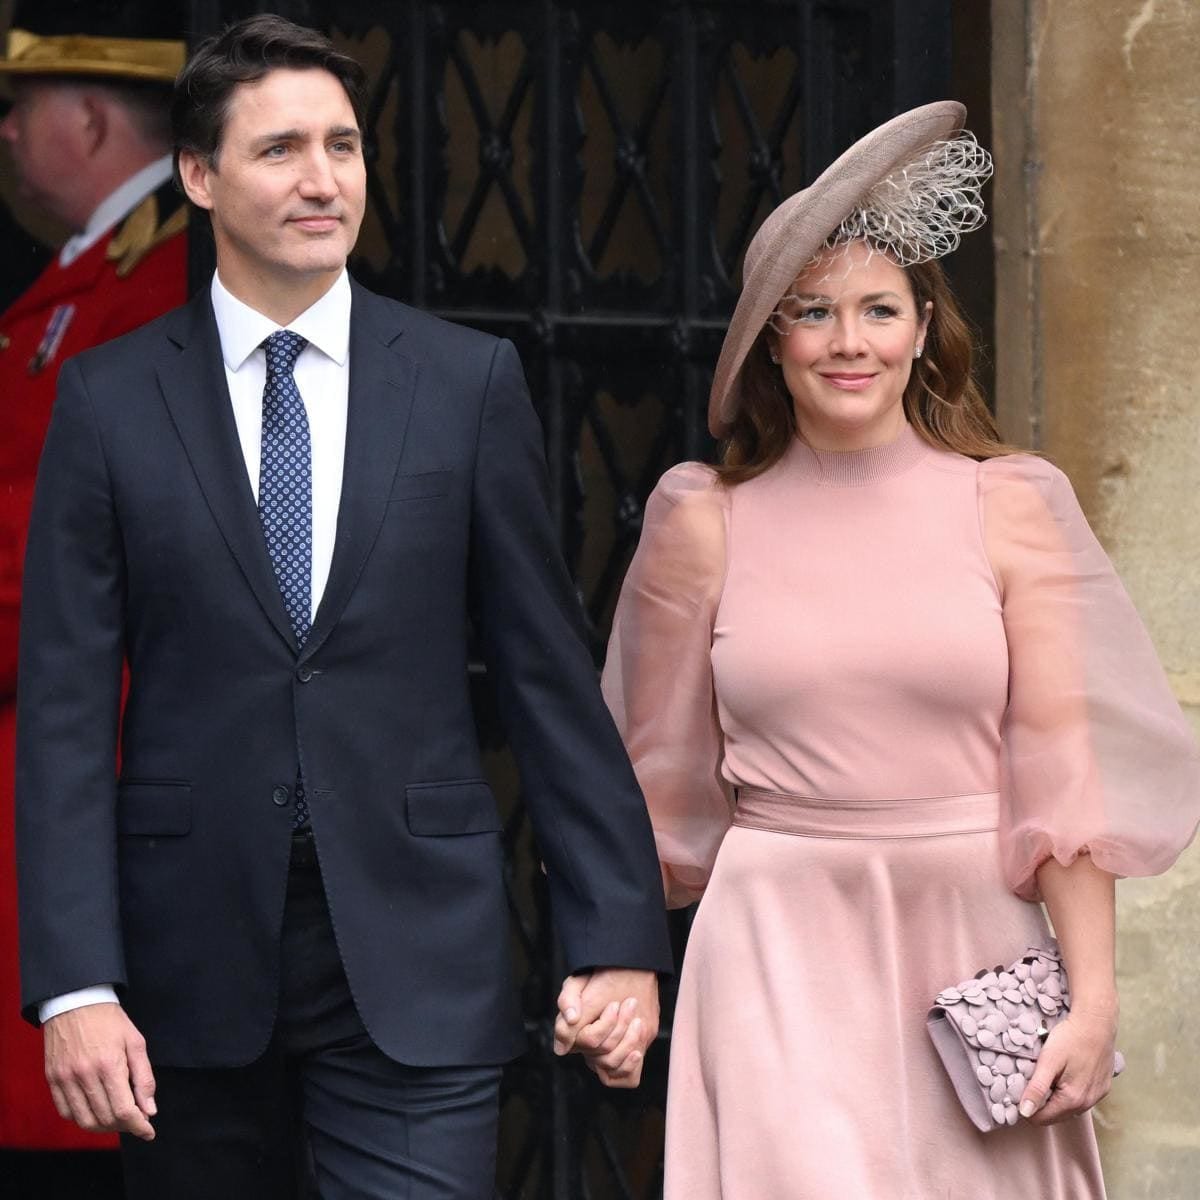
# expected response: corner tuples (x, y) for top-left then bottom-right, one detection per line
(770, 351), (781, 365)
(914, 345), (923, 360)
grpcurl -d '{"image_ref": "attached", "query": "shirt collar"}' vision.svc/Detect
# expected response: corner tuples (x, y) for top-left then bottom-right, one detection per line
(58, 156), (174, 268)
(210, 269), (352, 372)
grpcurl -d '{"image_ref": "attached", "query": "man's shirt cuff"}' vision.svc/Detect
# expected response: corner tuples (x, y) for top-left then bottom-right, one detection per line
(39, 986), (121, 1024)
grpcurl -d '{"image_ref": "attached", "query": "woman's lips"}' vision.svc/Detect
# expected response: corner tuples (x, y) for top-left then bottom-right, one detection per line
(819, 372), (877, 391)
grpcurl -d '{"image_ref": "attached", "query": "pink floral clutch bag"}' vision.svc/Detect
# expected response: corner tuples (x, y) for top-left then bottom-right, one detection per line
(926, 942), (1124, 1132)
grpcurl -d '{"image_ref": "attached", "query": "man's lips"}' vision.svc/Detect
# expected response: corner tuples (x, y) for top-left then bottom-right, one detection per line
(289, 215), (341, 232)
(819, 372), (877, 391)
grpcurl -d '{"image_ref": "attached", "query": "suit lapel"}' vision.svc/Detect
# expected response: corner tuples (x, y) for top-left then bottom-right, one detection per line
(302, 283), (418, 661)
(155, 293), (300, 653)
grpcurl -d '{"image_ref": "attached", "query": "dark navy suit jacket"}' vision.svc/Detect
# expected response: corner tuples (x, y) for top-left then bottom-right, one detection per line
(16, 280), (671, 1068)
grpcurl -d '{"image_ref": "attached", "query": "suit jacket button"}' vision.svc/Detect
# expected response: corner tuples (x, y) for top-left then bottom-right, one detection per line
(272, 785), (290, 806)
(296, 665), (313, 683)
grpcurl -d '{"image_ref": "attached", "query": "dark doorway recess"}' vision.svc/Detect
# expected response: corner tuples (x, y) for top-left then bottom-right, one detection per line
(187, 4), (955, 1196)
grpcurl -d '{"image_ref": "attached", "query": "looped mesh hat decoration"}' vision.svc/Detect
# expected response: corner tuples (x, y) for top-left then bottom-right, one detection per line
(709, 102), (993, 438)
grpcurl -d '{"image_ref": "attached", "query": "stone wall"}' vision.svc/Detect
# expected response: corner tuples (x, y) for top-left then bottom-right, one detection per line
(991, 1), (1200, 1194)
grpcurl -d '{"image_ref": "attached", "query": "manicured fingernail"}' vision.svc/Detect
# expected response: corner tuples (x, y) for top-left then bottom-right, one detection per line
(1019, 1100), (1036, 1118)
(147, 1099), (157, 1116)
(566, 1008), (578, 1022)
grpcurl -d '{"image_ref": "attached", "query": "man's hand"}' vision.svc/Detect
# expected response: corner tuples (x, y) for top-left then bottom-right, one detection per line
(43, 1002), (156, 1140)
(553, 969), (659, 1088)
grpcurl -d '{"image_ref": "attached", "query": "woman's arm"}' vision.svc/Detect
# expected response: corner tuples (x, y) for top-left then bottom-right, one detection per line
(1020, 854), (1119, 1124)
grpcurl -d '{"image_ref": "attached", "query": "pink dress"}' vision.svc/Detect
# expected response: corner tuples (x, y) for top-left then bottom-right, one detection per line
(602, 424), (1200, 1200)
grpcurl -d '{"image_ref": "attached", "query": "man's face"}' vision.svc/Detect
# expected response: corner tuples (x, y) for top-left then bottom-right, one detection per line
(182, 67), (366, 294)
(0, 79), (93, 229)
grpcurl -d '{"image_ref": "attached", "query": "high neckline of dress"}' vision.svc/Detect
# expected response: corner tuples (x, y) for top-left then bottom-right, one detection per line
(783, 422), (931, 487)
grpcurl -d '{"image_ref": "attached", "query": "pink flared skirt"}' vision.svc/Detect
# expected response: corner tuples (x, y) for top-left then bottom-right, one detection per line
(664, 788), (1107, 1200)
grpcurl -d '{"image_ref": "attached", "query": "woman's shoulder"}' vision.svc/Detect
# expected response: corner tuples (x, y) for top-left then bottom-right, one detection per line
(639, 462), (729, 578)
(977, 452), (1072, 495)
(645, 461), (728, 518)
(976, 454), (1092, 552)
(653, 460), (723, 498)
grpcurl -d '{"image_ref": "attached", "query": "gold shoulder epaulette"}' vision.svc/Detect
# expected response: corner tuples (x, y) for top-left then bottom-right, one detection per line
(107, 194), (189, 279)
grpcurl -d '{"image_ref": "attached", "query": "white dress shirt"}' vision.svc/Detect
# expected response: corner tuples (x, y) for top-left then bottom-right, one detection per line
(40, 269), (353, 1024)
(58, 156), (175, 268)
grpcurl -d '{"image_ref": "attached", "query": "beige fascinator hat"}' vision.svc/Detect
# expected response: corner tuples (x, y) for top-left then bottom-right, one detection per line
(709, 101), (992, 438)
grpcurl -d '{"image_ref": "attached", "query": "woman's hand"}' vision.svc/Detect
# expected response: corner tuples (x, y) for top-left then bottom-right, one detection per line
(1019, 1002), (1118, 1124)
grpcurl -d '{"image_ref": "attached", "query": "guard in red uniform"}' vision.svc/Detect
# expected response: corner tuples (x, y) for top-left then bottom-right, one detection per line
(0, 0), (187, 1156)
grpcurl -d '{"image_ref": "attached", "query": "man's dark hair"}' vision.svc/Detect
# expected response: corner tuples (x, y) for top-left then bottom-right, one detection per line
(171, 14), (367, 186)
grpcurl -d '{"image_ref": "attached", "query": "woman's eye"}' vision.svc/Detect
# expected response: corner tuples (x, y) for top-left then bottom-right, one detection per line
(868, 304), (899, 319)
(797, 307), (830, 322)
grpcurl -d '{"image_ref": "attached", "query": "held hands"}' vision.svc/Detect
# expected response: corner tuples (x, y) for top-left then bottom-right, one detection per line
(43, 1002), (157, 1141)
(553, 969), (659, 1089)
(1019, 1003), (1119, 1125)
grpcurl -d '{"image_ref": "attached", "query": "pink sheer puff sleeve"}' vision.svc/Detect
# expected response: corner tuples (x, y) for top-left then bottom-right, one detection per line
(601, 463), (733, 909)
(979, 455), (1200, 901)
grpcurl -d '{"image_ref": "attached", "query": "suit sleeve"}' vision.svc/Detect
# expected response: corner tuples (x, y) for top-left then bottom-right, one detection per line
(16, 356), (127, 1021)
(469, 339), (672, 976)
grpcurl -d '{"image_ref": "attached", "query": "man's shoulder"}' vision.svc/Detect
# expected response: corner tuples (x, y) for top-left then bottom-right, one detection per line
(350, 282), (503, 363)
(67, 296), (196, 382)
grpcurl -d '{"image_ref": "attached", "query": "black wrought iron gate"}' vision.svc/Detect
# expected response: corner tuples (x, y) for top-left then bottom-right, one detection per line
(187, 3), (951, 1195)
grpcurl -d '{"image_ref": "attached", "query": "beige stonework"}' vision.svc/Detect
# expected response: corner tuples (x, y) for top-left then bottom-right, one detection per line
(992, 1), (1200, 1194)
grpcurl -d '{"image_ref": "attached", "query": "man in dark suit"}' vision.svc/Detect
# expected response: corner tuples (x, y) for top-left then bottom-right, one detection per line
(16, 15), (670, 1198)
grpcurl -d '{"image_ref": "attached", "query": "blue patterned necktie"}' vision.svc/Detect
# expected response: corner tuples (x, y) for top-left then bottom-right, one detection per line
(259, 330), (312, 828)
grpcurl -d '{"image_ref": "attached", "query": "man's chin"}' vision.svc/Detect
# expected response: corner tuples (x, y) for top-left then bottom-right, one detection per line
(281, 248), (353, 278)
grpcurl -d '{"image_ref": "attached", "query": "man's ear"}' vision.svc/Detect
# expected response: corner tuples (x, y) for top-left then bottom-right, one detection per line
(178, 149), (215, 212)
(79, 90), (109, 158)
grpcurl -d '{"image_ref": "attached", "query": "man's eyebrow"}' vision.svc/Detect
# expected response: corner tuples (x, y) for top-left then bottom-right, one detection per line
(251, 126), (361, 147)
(253, 129), (302, 144)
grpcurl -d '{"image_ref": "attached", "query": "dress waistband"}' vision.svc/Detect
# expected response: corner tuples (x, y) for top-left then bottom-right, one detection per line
(731, 788), (1000, 839)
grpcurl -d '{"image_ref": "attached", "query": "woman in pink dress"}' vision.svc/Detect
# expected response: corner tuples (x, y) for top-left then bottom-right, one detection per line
(600, 103), (1200, 1198)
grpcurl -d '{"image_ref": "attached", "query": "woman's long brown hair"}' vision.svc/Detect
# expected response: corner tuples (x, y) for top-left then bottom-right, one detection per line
(714, 257), (1021, 485)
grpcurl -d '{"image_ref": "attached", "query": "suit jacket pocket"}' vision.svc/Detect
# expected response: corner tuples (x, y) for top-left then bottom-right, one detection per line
(388, 469), (451, 502)
(117, 781), (192, 836)
(406, 780), (501, 836)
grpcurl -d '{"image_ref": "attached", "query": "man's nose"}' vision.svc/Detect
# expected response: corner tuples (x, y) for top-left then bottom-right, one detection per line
(297, 149), (338, 201)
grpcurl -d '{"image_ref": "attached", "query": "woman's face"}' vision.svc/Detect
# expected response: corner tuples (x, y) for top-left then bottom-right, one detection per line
(770, 240), (931, 450)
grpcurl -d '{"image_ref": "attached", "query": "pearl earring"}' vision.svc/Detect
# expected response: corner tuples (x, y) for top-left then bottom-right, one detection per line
(914, 346), (923, 359)
(770, 352), (781, 365)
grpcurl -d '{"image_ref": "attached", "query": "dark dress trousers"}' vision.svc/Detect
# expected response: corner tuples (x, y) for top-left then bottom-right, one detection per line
(16, 281), (672, 1074)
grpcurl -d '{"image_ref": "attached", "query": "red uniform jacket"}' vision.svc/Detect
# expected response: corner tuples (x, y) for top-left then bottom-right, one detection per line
(0, 194), (186, 1148)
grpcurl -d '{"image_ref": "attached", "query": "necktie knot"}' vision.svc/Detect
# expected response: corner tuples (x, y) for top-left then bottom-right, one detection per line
(263, 330), (308, 375)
